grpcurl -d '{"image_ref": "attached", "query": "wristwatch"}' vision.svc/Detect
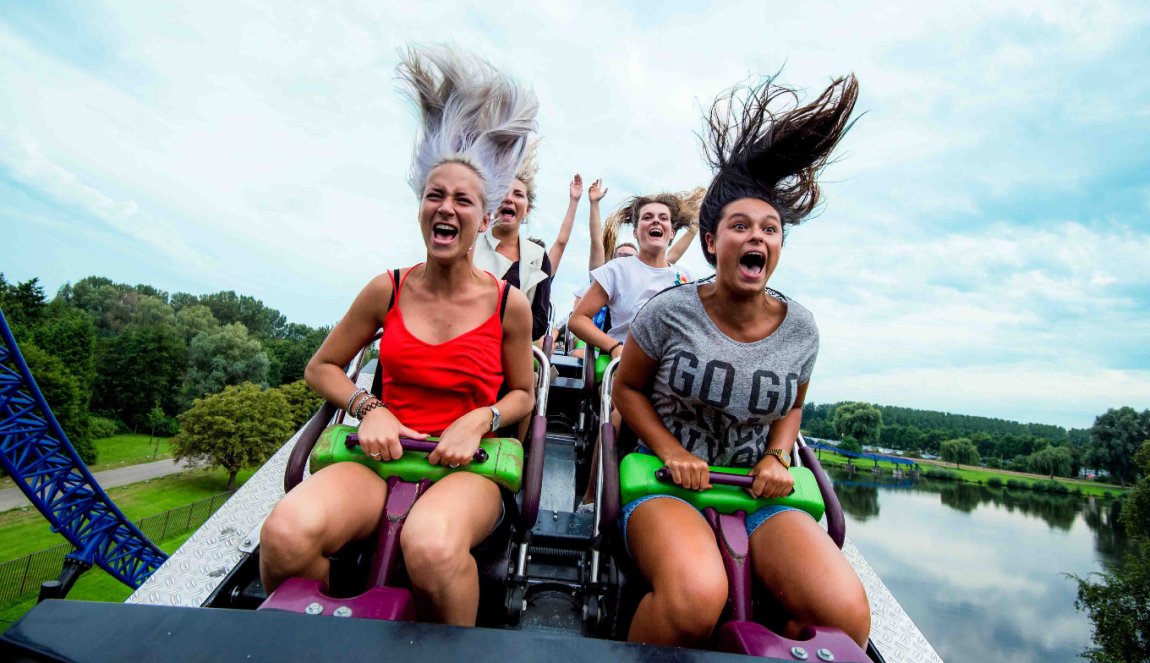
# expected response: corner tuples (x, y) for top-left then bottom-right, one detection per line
(489, 405), (502, 432)
(765, 449), (791, 468)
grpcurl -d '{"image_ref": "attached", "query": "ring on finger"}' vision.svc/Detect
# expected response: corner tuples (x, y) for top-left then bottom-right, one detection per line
(370, 452), (382, 459)
(448, 463), (459, 469)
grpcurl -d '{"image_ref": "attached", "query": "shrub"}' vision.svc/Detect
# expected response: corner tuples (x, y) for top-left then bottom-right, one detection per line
(987, 477), (1003, 488)
(924, 468), (958, 481)
(1006, 479), (1023, 491)
(89, 416), (121, 440)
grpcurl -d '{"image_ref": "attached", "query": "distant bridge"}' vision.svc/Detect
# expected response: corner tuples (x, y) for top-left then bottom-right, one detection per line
(807, 440), (920, 468)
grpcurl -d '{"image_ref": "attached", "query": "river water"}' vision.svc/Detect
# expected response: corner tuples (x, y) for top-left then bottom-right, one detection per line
(830, 467), (1127, 662)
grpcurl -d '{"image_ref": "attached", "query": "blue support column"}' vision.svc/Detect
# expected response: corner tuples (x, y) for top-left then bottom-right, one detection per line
(0, 309), (167, 589)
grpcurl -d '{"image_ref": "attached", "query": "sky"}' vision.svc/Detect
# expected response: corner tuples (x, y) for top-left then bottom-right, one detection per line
(2, 1), (1148, 429)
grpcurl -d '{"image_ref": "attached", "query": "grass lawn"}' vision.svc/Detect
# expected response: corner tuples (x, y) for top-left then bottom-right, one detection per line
(88, 434), (172, 472)
(814, 449), (1127, 497)
(0, 530), (197, 629)
(0, 434), (173, 489)
(0, 467), (252, 560)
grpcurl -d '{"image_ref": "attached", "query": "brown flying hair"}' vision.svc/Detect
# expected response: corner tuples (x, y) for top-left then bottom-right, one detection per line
(698, 73), (858, 265)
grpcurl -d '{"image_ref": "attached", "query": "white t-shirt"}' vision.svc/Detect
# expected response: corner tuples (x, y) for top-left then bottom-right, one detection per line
(589, 256), (691, 344)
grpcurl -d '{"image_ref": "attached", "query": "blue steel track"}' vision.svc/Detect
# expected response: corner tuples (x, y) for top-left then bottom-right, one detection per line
(0, 309), (166, 588)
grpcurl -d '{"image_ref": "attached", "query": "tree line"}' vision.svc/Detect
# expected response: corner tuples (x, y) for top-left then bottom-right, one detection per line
(0, 273), (329, 465)
(804, 401), (1149, 486)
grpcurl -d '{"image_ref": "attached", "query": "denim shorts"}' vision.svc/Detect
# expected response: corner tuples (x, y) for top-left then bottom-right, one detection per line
(619, 494), (808, 556)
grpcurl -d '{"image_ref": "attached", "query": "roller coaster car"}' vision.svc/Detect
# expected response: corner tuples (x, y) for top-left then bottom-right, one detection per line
(588, 358), (876, 662)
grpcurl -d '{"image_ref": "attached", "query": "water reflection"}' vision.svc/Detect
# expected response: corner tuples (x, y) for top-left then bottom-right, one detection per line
(826, 466), (1129, 662)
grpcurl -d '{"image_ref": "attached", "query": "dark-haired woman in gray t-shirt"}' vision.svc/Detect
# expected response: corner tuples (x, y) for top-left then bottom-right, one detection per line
(613, 74), (869, 650)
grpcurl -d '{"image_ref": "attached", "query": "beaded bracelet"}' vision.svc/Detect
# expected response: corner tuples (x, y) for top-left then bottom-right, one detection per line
(351, 394), (373, 419)
(345, 388), (367, 417)
(358, 399), (387, 419)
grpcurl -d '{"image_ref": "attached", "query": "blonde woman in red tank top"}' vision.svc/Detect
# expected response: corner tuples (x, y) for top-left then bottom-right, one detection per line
(258, 47), (537, 627)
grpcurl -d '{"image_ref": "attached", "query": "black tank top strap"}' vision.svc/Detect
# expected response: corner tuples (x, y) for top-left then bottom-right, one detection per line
(388, 269), (401, 311)
(499, 281), (510, 323)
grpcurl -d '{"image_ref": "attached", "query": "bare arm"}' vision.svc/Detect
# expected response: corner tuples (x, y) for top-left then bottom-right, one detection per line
(431, 287), (536, 465)
(305, 272), (429, 460)
(548, 174), (583, 274)
(587, 178), (608, 271)
(568, 281), (620, 359)
(666, 221), (698, 264)
(305, 273), (392, 409)
(613, 334), (711, 490)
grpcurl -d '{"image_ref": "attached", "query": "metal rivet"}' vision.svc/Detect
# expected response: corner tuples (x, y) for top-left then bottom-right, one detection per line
(791, 646), (809, 660)
(817, 648), (835, 662)
(242, 539), (252, 546)
(305, 602), (323, 615)
(333, 606), (352, 617)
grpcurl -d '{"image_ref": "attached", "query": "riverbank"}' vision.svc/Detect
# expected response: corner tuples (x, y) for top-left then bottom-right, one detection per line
(814, 448), (1127, 497)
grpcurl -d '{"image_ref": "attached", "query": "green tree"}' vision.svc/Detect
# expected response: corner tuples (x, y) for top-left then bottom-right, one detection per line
(264, 323), (328, 386)
(922, 429), (948, 454)
(837, 436), (863, 454)
(183, 323), (269, 404)
(173, 383), (294, 490)
(1074, 441), (1150, 662)
(1086, 407), (1150, 486)
(832, 402), (883, 447)
(1027, 444), (1074, 479)
(21, 343), (97, 464)
(274, 379), (324, 431)
(30, 302), (97, 393)
(175, 304), (219, 344)
(940, 438), (980, 468)
(195, 291), (287, 340)
(94, 321), (187, 428)
(0, 274), (47, 331)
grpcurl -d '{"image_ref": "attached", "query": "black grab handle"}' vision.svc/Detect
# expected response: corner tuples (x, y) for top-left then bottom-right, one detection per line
(346, 434), (489, 464)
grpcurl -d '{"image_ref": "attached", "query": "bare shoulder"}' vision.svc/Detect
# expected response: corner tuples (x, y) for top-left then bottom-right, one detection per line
(503, 284), (531, 319)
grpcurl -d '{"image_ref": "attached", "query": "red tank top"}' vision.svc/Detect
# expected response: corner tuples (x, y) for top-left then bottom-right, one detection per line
(378, 266), (506, 435)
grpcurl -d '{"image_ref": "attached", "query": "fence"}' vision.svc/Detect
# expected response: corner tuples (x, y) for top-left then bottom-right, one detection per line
(0, 491), (232, 606)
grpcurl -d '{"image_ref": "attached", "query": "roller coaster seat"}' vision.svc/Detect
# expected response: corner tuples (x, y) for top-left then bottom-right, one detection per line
(265, 345), (552, 626)
(593, 358), (865, 661)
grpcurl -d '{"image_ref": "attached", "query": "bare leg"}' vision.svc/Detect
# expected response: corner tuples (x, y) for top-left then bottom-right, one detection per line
(750, 511), (871, 648)
(626, 498), (727, 646)
(400, 472), (502, 626)
(259, 463), (388, 592)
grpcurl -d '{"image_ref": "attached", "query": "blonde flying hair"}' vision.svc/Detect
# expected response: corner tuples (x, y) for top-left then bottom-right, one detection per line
(398, 45), (539, 214)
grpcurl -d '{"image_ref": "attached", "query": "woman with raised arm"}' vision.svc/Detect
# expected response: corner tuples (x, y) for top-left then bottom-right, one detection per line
(568, 193), (692, 363)
(259, 46), (537, 627)
(613, 74), (869, 648)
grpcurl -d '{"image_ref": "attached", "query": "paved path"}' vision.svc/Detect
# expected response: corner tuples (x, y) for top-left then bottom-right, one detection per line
(0, 458), (196, 512)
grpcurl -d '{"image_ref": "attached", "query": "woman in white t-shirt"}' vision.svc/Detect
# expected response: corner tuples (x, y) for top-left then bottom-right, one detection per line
(568, 194), (691, 360)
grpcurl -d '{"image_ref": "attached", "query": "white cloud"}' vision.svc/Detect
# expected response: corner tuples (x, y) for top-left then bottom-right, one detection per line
(2, 0), (1148, 429)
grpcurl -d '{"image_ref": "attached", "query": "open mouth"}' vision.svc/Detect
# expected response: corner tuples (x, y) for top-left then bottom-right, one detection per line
(432, 222), (459, 245)
(496, 206), (517, 223)
(648, 226), (665, 239)
(738, 251), (766, 279)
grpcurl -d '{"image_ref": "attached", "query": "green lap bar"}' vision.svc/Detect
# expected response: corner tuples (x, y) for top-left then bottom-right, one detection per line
(310, 424), (524, 492)
(618, 452), (825, 521)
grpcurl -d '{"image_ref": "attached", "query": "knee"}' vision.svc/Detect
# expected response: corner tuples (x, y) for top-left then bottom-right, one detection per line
(657, 573), (728, 640)
(261, 502), (325, 562)
(837, 590), (871, 648)
(400, 521), (470, 580)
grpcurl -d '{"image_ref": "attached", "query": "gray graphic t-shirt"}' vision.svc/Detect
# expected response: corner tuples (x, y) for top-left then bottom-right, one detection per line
(629, 282), (818, 467)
